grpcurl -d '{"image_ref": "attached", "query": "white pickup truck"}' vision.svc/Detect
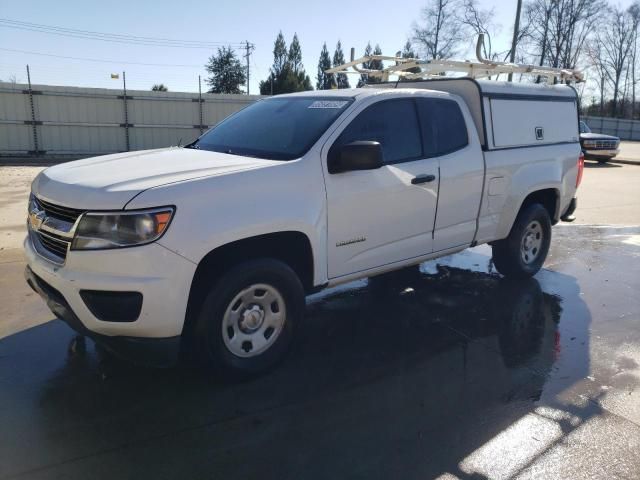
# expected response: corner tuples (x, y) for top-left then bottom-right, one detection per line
(24, 78), (582, 377)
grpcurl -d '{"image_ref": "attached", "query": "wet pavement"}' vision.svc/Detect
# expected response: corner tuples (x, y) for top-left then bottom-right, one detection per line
(1, 225), (639, 479)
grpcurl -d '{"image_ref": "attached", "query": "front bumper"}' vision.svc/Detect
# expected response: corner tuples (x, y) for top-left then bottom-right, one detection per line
(24, 234), (197, 363)
(25, 266), (180, 366)
(583, 149), (619, 159)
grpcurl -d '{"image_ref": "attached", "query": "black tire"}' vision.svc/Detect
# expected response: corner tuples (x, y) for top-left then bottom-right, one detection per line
(193, 258), (305, 379)
(492, 203), (552, 278)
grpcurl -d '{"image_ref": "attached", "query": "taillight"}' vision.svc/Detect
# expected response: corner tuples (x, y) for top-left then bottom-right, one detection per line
(576, 152), (584, 188)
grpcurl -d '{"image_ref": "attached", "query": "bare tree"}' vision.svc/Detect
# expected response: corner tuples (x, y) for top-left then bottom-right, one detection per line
(523, 0), (554, 72)
(628, 2), (640, 118)
(413, 0), (466, 59)
(460, 0), (497, 59)
(597, 6), (635, 116)
(586, 38), (608, 115)
(524, 0), (601, 71)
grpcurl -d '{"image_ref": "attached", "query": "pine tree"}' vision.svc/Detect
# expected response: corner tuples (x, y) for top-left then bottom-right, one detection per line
(316, 42), (333, 90)
(368, 44), (384, 84)
(332, 41), (350, 89)
(400, 40), (421, 81)
(357, 42), (373, 87)
(289, 33), (303, 74)
(259, 32), (313, 95)
(272, 31), (288, 76)
(204, 46), (246, 94)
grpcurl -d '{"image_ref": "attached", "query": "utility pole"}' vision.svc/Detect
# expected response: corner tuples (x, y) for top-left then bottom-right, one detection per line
(122, 71), (130, 151)
(243, 41), (254, 95)
(508, 0), (523, 82)
(25, 64), (40, 154)
(198, 75), (204, 135)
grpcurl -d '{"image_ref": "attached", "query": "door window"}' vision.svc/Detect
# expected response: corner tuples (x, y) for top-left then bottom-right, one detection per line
(417, 98), (468, 157)
(334, 98), (422, 164)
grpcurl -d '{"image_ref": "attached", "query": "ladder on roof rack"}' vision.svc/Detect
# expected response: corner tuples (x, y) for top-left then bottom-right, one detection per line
(325, 34), (583, 85)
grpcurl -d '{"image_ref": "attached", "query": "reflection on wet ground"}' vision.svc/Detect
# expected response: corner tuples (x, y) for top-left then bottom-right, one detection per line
(1, 225), (639, 479)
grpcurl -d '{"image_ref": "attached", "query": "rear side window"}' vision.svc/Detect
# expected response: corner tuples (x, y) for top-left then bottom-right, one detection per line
(417, 98), (468, 156)
(335, 98), (422, 164)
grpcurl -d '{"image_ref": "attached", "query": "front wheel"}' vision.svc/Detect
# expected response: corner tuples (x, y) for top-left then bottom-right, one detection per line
(492, 203), (552, 278)
(193, 259), (305, 379)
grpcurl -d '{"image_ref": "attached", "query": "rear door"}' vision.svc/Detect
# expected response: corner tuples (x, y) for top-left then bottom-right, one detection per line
(323, 96), (440, 279)
(416, 97), (484, 251)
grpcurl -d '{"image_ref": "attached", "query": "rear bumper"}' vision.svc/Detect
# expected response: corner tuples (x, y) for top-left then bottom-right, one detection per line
(561, 197), (577, 222)
(25, 265), (180, 367)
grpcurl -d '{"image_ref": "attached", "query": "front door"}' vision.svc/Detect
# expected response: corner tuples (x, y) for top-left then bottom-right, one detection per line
(323, 97), (439, 279)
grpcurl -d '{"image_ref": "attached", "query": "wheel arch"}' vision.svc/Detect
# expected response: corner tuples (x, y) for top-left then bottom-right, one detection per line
(182, 231), (315, 337)
(518, 188), (561, 224)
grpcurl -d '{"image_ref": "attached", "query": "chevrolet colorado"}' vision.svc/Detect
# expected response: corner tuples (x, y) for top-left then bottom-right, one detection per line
(24, 79), (582, 376)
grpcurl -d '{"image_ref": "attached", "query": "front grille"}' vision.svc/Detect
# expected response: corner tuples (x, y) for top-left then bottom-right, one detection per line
(32, 230), (71, 263)
(38, 232), (70, 258)
(589, 140), (619, 150)
(35, 197), (85, 223)
(29, 196), (85, 264)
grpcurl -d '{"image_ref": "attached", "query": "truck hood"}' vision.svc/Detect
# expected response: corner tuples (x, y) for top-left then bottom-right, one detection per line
(580, 132), (619, 141)
(32, 147), (279, 209)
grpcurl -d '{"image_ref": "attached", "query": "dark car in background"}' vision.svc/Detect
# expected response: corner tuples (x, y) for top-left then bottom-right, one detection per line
(579, 121), (620, 163)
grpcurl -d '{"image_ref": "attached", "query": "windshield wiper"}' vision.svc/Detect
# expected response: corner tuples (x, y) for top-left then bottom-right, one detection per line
(220, 148), (261, 159)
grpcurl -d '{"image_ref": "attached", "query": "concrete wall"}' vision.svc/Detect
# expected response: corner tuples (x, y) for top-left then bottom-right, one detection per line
(0, 82), (262, 157)
(582, 115), (640, 141)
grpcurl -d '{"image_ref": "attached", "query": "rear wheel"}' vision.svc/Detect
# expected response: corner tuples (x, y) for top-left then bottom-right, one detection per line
(492, 203), (552, 278)
(193, 259), (305, 379)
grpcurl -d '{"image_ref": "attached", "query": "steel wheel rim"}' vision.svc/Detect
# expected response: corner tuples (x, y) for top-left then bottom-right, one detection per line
(221, 283), (286, 358)
(521, 220), (543, 265)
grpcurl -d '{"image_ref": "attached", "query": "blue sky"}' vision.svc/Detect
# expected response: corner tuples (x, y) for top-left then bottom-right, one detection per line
(0, 0), (608, 93)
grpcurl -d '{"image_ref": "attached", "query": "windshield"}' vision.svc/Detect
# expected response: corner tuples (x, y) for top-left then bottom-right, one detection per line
(579, 121), (591, 134)
(189, 97), (354, 161)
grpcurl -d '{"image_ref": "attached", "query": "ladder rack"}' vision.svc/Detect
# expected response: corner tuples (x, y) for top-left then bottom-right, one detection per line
(325, 34), (583, 85)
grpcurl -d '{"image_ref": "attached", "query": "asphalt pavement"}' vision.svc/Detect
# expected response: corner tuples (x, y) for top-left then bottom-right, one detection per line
(0, 225), (639, 479)
(617, 141), (640, 165)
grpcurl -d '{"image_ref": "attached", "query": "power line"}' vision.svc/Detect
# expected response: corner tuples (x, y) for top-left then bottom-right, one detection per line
(0, 18), (239, 45)
(0, 47), (202, 68)
(0, 18), (251, 49)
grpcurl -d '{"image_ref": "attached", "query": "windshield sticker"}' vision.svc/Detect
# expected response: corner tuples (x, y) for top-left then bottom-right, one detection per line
(308, 100), (349, 109)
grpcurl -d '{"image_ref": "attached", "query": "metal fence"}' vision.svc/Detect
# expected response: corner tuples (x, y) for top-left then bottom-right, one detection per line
(582, 115), (640, 141)
(0, 81), (262, 157)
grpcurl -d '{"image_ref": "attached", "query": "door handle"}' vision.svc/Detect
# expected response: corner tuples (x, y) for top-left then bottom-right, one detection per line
(411, 174), (436, 185)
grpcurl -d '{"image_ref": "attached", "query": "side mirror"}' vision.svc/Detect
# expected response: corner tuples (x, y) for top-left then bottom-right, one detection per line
(328, 141), (384, 174)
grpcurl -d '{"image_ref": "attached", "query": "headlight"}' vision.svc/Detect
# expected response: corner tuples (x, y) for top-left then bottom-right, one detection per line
(71, 207), (174, 250)
(582, 140), (596, 148)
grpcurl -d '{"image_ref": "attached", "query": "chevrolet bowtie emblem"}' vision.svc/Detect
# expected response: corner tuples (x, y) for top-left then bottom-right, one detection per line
(29, 207), (46, 231)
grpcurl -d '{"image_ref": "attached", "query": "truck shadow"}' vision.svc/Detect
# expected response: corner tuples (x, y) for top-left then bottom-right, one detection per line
(0, 261), (593, 479)
(583, 160), (622, 168)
